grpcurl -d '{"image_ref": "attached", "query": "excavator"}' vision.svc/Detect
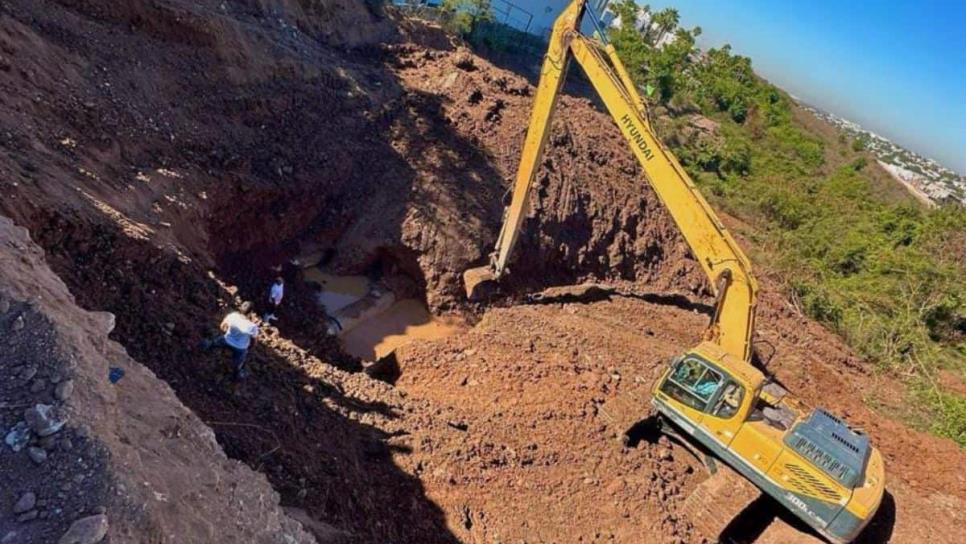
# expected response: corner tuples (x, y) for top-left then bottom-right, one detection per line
(461, 1), (885, 542)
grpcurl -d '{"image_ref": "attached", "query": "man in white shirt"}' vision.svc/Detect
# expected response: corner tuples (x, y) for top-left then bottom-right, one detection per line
(262, 277), (284, 322)
(202, 306), (259, 380)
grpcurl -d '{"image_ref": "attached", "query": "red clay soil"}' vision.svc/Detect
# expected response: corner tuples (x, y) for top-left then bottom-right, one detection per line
(391, 291), (965, 543)
(0, 1), (963, 543)
(386, 44), (704, 303)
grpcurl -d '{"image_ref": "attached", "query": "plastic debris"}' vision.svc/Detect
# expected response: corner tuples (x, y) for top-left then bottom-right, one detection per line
(4, 421), (31, 452)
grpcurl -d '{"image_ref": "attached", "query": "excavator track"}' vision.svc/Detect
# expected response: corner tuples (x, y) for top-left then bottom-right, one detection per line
(681, 463), (761, 543)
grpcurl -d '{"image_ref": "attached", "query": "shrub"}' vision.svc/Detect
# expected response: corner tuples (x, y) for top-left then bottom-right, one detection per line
(441, 0), (492, 36)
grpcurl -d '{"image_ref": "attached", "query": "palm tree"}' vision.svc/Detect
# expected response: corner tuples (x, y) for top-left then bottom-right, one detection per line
(650, 8), (680, 46)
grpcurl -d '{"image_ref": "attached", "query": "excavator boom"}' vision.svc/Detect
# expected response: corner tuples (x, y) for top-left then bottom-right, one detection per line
(463, 0), (757, 362)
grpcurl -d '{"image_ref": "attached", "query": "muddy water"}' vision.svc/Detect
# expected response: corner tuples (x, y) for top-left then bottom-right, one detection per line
(303, 268), (369, 314)
(341, 299), (461, 361)
(303, 268), (460, 361)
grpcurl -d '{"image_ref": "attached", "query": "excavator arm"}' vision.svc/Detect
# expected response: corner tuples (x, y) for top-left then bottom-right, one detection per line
(463, 0), (758, 362)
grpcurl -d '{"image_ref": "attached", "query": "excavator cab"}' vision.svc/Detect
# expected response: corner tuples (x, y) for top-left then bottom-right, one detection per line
(652, 343), (885, 543)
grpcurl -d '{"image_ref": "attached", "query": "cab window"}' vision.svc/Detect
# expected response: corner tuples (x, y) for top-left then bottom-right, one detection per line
(661, 357), (723, 411)
(711, 382), (744, 419)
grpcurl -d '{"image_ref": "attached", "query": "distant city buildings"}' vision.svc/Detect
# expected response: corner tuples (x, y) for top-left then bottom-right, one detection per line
(800, 103), (965, 205)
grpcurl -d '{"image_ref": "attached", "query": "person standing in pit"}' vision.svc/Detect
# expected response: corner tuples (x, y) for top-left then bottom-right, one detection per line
(262, 277), (284, 322)
(202, 303), (259, 380)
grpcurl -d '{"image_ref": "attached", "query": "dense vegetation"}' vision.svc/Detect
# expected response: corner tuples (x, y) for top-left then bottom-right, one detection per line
(608, 0), (966, 445)
(439, 0), (493, 35)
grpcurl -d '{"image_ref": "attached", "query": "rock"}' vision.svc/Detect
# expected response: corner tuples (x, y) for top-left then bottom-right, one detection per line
(30, 378), (47, 393)
(19, 365), (38, 381)
(17, 510), (38, 522)
(94, 312), (115, 335)
(12, 315), (24, 330)
(0, 298), (9, 314)
(657, 447), (672, 461)
(446, 420), (468, 431)
(40, 434), (58, 450)
(4, 422), (31, 452)
(13, 492), (36, 514)
(605, 479), (625, 495)
(27, 446), (47, 464)
(24, 404), (66, 436)
(58, 514), (109, 544)
(2, 531), (19, 544)
(55, 380), (74, 401)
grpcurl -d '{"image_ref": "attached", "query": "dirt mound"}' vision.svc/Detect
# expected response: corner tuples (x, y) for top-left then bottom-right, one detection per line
(386, 43), (704, 303)
(391, 288), (965, 543)
(391, 297), (705, 543)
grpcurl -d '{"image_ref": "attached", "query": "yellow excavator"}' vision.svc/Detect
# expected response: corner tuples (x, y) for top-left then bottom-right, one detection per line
(462, 1), (884, 542)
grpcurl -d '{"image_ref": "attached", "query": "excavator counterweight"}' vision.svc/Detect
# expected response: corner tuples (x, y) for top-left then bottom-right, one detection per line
(462, 2), (884, 542)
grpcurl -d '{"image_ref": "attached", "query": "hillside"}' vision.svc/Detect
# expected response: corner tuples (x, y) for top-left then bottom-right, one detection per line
(605, 0), (965, 448)
(799, 103), (965, 203)
(0, 1), (963, 543)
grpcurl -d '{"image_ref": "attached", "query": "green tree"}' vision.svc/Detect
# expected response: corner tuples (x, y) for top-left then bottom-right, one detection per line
(441, 0), (492, 36)
(608, 1), (698, 103)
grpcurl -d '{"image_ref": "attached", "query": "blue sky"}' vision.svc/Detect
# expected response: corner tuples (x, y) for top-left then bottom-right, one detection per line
(640, 0), (966, 173)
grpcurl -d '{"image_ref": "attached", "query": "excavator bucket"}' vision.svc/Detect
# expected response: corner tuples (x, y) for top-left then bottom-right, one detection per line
(463, 266), (497, 301)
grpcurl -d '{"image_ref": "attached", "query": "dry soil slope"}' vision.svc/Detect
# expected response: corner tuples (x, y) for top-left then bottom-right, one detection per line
(0, 216), (315, 543)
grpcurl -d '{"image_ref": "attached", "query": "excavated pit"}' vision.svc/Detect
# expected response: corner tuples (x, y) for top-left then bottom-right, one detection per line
(0, 1), (706, 536)
(3, 2), (965, 543)
(25, 204), (463, 543)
